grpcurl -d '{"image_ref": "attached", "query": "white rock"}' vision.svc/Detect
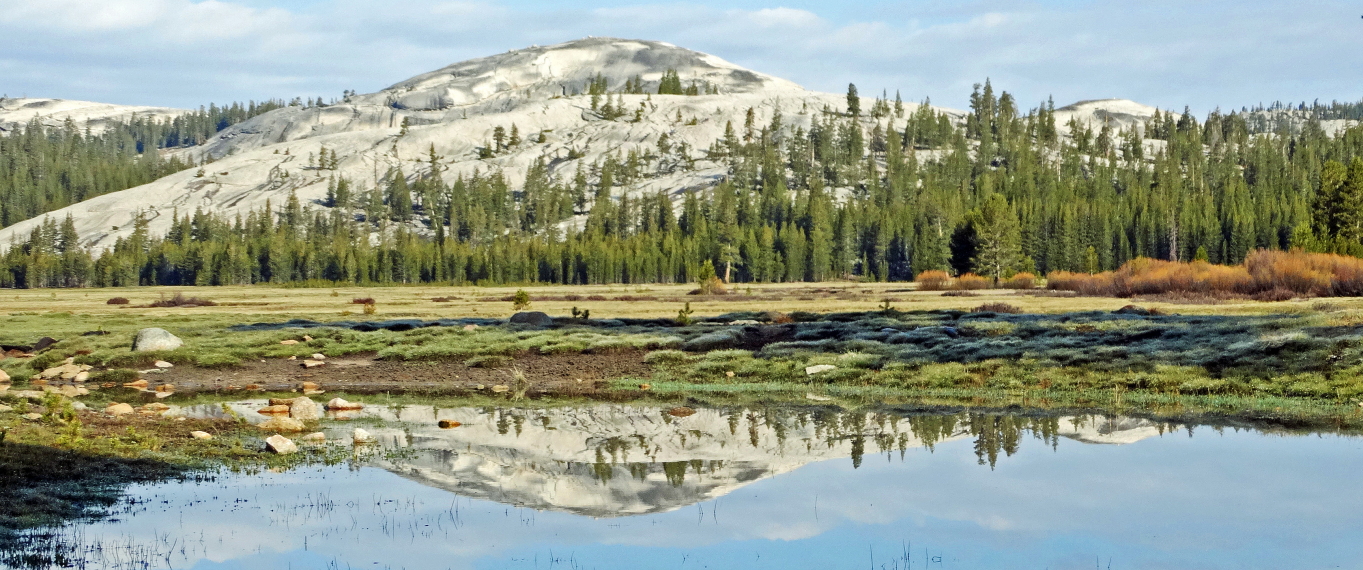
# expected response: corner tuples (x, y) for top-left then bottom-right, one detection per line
(300, 432), (326, 443)
(265, 434), (298, 454)
(352, 428), (377, 444)
(0, 404), (11, 412)
(805, 364), (837, 375)
(22, 412), (42, 420)
(0, 369), (9, 383)
(190, 431), (213, 440)
(133, 328), (183, 352)
(326, 397), (363, 410)
(311, 353), (326, 360)
(105, 402), (134, 415)
(258, 416), (306, 432)
(154, 361), (173, 368)
(289, 396), (321, 421)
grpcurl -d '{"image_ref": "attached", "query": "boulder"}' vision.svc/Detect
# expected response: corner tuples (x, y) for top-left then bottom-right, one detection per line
(310, 353), (326, 360)
(264, 434), (298, 455)
(683, 330), (742, 351)
(190, 431), (213, 440)
(280, 340), (299, 345)
(301, 360), (325, 369)
(508, 311), (554, 327)
(133, 328), (183, 352)
(325, 398), (363, 411)
(123, 379), (149, 389)
(289, 396), (321, 421)
(0, 404), (11, 412)
(105, 403), (134, 415)
(154, 361), (173, 369)
(300, 432), (326, 443)
(32, 337), (58, 352)
(23, 412), (42, 421)
(259, 416), (306, 432)
(352, 428), (377, 444)
(805, 364), (837, 375)
(0, 369), (9, 383)
(257, 405), (291, 414)
(141, 402), (171, 413)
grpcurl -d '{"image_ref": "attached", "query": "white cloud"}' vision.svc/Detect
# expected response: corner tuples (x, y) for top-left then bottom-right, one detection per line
(0, 0), (1358, 113)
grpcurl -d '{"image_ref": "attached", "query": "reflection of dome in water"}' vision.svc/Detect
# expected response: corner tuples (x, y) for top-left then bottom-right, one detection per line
(359, 405), (952, 518)
(1057, 416), (1164, 445)
(331, 406), (1166, 518)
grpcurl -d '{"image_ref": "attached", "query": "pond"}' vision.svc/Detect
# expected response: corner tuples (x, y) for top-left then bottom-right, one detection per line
(17, 403), (1363, 569)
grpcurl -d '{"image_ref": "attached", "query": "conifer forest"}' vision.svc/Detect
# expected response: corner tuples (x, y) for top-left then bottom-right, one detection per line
(5, 83), (1363, 289)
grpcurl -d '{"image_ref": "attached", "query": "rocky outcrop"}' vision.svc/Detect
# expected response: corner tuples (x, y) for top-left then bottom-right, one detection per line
(508, 311), (554, 327)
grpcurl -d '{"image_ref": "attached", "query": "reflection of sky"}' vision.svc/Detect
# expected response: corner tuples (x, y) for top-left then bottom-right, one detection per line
(57, 429), (1363, 570)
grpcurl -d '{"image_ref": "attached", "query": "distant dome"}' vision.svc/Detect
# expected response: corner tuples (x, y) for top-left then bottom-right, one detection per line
(362, 37), (800, 112)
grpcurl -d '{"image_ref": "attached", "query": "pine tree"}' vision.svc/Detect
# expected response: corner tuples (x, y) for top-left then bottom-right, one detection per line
(972, 193), (1022, 281)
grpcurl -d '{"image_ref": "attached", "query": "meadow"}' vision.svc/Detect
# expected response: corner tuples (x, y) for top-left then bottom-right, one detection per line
(3, 281), (1363, 429)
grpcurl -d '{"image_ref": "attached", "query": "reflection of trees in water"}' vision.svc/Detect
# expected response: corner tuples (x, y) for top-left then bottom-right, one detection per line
(567, 407), (1105, 474)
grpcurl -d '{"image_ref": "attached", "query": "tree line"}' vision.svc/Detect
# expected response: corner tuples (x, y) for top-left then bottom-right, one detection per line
(6, 81), (1363, 288)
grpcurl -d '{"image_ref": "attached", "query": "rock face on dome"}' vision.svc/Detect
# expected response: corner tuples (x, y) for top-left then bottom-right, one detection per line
(1, 37), (925, 253)
(372, 37), (797, 112)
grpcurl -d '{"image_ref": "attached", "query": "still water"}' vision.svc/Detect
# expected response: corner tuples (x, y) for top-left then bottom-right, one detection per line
(32, 403), (1363, 569)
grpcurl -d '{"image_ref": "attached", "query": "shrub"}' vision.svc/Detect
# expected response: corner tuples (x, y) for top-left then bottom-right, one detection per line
(1050, 250), (1363, 299)
(149, 293), (215, 307)
(915, 270), (951, 291)
(973, 302), (1022, 314)
(1251, 287), (1296, 302)
(352, 297), (375, 305)
(362, 303), (377, 315)
(694, 277), (728, 296)
(106, 297), (130, 305)
(512, 289), (531, 310)
(941, 291), (979, 297)
(953, 273), (990, 290)
(1002, 273), (1037, 290)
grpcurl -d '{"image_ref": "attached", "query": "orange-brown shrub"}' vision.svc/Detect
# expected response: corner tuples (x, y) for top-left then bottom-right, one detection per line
(1002, 272), (1036, 290)
(1047, 271), (1116, 296)
(106, 297), (130, 305)
(914, 270), (951, 291)
(953, 273), (991, 290)
(1049, 250), (1363, 299)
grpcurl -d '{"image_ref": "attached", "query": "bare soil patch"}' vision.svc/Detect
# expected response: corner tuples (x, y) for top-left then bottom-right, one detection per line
(146, 350), (654, 396)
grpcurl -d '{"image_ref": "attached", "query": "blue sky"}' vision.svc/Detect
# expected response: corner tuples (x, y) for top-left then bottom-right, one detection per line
(2, 0), (1361, 113)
